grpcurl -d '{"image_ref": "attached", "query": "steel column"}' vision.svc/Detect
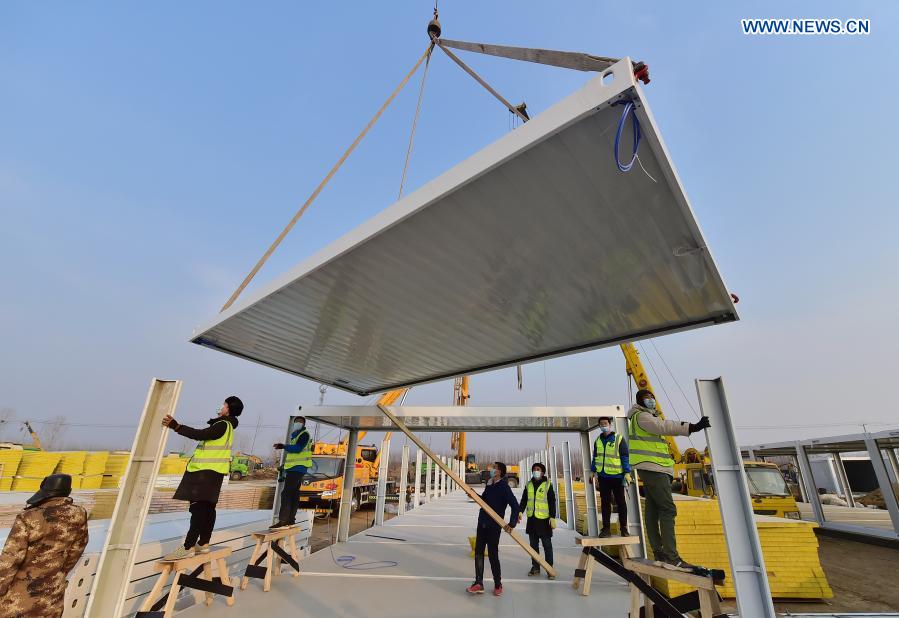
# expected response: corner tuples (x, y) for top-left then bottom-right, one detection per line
(697, 378), (776, 618)
(579, 431), (599, 536)
(398, 445), (410, 516)
(615, 415), (640, 544)
(337, 429), (359, 541)
(563, 441), (575, 530)
(864, 436), (899, 534)
(425, 456), (432, 503)
(550, 445), (561, 519)
(375, 438), (391, 525)
(795, 442), (826, 525)
(887, 448), (899, 485)
(831, 452), (856, 507)
(413, 449), (422, 509)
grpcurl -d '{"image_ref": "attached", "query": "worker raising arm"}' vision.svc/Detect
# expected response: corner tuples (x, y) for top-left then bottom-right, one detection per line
(628, 389), (709, 570)
(161, 395), (243, 560)
(271, 413), (313, 529)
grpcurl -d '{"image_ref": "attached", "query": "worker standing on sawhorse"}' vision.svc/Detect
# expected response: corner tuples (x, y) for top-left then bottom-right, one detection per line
(271, 413), (313, 529)
(628, 389), (708, 570)
(161, 396), (243, 560)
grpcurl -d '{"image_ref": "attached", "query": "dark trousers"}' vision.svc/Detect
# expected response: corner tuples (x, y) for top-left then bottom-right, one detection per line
(474, 526), (502, 586)
(640, 469), (678, 559)
(598, 475), (628, 532)
(185, 501), (216, 549)
(278, 470), (306, 525)
(528, 532), (553, 570)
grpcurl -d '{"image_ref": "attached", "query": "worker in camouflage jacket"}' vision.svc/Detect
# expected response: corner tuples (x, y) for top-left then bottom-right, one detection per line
(0, 474), (89, 618)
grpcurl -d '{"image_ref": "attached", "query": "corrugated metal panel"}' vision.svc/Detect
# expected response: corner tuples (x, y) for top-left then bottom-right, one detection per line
(191, 58), (737, 395)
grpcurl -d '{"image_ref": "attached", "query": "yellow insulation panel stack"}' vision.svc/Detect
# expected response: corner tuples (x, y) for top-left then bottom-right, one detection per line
(11, 451), (63, 491)
(54, 452), (88, 489)
(648, 497), (832, 600)
(0, 450), (24, 491)
(159, 454), (188, 475)
(81, 452), (109, 489)
(101, 452), (130, 488)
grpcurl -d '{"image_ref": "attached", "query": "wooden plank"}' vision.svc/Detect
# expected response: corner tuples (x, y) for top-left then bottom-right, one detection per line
(376, 404), (556, 576)
(622, 557), (717, 590)
(251, 525), (304, 542)
(576, 536), (641, 547)
(438, 38), (619, 73)
(156, 546), (232, 571)
(85, 379), (183, 618)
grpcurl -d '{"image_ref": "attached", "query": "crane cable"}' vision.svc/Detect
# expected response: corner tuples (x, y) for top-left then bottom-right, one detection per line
(398, 44), (435, 199)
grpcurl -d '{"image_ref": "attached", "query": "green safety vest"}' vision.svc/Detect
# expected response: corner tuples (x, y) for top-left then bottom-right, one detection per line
(186, 420), (234, 474)
(594, 433), (623, 475)
(284, 428), (313, 469)
(628, 410), (674, 469)
(526, 479), (552, 519)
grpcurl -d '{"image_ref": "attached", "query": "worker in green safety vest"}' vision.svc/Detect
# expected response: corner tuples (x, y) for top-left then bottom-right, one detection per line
(628, 389), (709, 570)
(271, 413), (313, 529)
(518, 462), (556, 579)
(162, 395), (243, 560)
(590, 416), (631, 537)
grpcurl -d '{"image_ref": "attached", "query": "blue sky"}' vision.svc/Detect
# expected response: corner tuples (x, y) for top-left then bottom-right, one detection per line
(2, 2), (898, 455)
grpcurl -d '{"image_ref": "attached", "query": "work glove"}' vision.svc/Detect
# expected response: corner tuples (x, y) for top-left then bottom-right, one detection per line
(273, 443), (285, 449)
(550, 519), (556, 529)
(623, 473), (632, 486)
(688, 416), (711, 434)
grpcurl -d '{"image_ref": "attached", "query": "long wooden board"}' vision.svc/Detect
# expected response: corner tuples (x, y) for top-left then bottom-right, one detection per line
(377, 404), (555, 576)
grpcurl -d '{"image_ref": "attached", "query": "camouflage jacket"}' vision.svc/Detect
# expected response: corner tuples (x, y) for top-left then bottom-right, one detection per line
(0, 497), (89, 618)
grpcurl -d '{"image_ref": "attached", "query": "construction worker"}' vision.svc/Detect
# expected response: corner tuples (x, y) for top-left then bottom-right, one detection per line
(629, 389), (709, 569)
(467, 462), (519, 597)
(590, 415), (631, 537)
(271, 414), (313, 529)
(0, 474), (88, 618)
(518, 462), (556, 579)
(161, 395), (243, 560)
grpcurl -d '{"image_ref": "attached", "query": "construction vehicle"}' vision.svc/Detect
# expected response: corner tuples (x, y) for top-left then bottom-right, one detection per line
(229, 453), (263, 480)
(622, 343), (800, 519)
(299, 389), (406, 511)
(0, 420), (42, 451)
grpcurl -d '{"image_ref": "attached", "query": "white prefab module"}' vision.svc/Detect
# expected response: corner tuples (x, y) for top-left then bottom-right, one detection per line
(191, 58), (737, 395)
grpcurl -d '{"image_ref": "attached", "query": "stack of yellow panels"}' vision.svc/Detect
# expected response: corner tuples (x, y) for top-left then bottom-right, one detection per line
(0, 450), (25, 490)
(649, 497), (832, 600)
(556, 480), (589, 534)
(101, 452), (130, 488)
(11, 451), (63, 491)
(81, 452), (109, 489)
(159, 454), (188, 475)
(54, 452), (88, 489)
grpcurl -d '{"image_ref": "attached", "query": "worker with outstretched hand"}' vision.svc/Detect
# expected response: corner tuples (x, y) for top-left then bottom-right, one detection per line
(591, 415), (632, 537)
(271, 413), (313, 529)
(467, 462), (519, 597)
(518, 462), (556, 579)
(628, 389), (709, 570)
(161, 395), (243, 560)
(0, 474), (88, 618)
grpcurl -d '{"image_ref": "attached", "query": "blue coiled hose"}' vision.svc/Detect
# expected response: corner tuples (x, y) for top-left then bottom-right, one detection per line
(614, 100), (641, 173)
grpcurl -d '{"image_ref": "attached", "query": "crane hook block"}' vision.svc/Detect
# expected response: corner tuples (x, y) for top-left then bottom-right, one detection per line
(427, 17), (441, 40)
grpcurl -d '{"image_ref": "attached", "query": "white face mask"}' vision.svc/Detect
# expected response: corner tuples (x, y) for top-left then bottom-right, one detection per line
(532, 470), (542, 479)
(644, 398), (656, 410)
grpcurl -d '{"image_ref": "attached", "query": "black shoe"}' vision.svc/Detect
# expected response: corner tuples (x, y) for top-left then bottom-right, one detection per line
(662, 555), (699, 571)
(619, 527), (630, 537)
(598, 528), (611, 538)
(269, 521), (290, 530)
(528, 566), (540, 576)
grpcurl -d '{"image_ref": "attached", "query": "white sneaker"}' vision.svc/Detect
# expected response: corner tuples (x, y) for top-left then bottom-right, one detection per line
(196, 544), (211, 554)
(162, 545), (194, 561)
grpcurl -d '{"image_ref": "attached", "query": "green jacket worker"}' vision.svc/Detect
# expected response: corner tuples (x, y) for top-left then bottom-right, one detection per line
(271, 413), (313, 529)
(518, 463), (556, 578)
(161, 395), (243, 560)
(628, 389), (709, 570)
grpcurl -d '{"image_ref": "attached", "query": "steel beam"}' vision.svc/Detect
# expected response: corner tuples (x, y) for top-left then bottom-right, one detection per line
(563, 441), (576, 530)
(795, 442), (826, 525)
(86, 378), (182, 618)
(864, 436), (899, 534)
(398, 444), (410, 516)
(887, 448), (899, 486)
(337, 429), (359, 541)
(696, 378), (775, 618)
(579, 431), (599, 536)
(831, 452), (856, 507)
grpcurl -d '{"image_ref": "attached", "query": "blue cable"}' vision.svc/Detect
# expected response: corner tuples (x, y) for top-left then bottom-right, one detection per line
(613, 100), (641, 173)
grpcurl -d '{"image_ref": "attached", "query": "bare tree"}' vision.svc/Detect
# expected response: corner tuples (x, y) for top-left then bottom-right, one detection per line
(0, 407), (15, 441)
(41, 416), (67, 451)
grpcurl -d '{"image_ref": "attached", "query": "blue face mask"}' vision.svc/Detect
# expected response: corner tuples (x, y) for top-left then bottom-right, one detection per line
(490, 468), (498, 478)
(532, 470), (542, 479)
(600, 425), (612, 434)
(644, 398), (656, 409)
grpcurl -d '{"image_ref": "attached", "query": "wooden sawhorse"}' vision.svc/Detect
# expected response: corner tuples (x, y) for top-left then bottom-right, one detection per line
(572, 536), (641, 596)
(136, 546), (234, 618)
(622, 556), (723, 618)
(241, 525), (303, 592)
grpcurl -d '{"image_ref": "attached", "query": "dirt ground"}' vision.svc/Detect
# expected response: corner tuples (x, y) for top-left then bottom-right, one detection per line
(721, 535), (899, 613)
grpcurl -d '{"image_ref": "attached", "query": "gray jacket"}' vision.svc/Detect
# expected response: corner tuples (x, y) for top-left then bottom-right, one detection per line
(626, 404), (690, 477)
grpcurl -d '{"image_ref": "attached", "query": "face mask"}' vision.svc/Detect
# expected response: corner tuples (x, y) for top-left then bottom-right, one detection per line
(644, 398), (656, 409)
(532, 471), (542, 479)
(490, 468), (498, 478)
(600, 425), (612, 434)
(295, 422), (305, 430)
